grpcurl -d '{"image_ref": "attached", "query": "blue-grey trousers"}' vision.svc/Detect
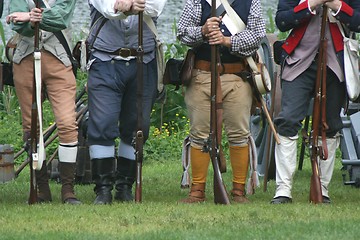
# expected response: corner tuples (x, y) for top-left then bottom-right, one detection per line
(87, 58), (158, 147)
(274, 63), (346, 138)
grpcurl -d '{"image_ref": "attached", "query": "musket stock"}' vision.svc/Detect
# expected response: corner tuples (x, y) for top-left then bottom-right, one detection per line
(207, 0), (230, 205)
(134, 11), (144, 203)
(309, 5), (329, 204)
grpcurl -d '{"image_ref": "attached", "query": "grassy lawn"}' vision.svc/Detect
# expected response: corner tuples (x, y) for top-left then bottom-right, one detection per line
(1, 152), (360, 240)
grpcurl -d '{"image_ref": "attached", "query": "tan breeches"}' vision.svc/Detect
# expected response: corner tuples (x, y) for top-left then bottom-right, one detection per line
(184, 69), (253, 149)
(13, 51), (78, 143)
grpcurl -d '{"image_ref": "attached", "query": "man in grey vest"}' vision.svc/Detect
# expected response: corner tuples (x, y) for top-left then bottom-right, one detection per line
(87, 0), (166, 205)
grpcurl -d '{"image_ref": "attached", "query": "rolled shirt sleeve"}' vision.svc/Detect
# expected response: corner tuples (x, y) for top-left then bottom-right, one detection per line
(89, 0), (167, 19)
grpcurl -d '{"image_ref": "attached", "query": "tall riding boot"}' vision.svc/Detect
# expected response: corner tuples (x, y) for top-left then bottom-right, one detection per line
(59, 162), (82, 204)
(58, 144), (81, 204)
(179, 146), (210, 203)
(36, 161), (52, 203)
(114, 157), (136, 202)
(319, 136), (340, 203)
(230, 145), (250, 203)
(270, 134), (298, 204)
(92, 158), (115, 204)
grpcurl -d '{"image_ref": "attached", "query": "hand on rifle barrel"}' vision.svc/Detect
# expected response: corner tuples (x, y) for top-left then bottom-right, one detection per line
(6, 7), (42, 25)
(115, 0), (145, 15)
(29, 8), (43, 27)
(202, 17), (230, 47)
(325, 0), (342, 12)
(308, 0), (340, 11)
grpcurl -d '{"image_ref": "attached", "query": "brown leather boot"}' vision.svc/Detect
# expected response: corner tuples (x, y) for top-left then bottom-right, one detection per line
(231, 182), (249, 203)
(59, 162), (81, 204)
(179, 183), (206, 203)
(36, 161), (52, 203)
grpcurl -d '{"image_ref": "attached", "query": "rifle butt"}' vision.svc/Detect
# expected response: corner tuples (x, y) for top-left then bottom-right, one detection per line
(134, 130), (143, 202)
(213, 171), (230, 205)
(309, 160), (323, 204)
(211, 154), (230, 204)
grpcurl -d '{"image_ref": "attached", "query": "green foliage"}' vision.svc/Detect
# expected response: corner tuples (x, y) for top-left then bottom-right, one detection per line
(145, 121), (189, 162)
(0, 21), (6, 59)
(265, 7), (289, 40)
(151, 19), (189, 133)
(265, 8), (276, 34)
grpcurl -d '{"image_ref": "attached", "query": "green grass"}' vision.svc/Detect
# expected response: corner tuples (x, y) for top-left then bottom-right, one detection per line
(1, 153), (360, 240)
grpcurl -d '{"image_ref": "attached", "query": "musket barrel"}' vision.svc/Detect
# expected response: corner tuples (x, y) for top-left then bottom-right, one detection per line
(309, 5), (329, 204)
(135, 11), (144, 203)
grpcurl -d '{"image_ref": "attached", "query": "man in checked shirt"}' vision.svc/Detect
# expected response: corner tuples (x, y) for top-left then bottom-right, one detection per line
(177, 0), (266, 203)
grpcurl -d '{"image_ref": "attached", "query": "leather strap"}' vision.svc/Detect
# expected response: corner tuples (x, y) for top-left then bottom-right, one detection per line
(194, 60), (246, 74)
(108, 48), (138, 57)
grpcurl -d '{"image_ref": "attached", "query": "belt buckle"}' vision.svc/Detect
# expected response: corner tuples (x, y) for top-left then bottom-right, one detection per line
(119, 48), (131, 58)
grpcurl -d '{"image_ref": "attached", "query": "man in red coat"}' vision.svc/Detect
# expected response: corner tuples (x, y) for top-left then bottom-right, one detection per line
(271, 0), (360, 204)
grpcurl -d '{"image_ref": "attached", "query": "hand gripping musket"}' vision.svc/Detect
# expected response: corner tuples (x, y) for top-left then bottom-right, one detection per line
(134, 11), (144, 203)
(309, 5), (329, 204)
(203, 0), (230, 205)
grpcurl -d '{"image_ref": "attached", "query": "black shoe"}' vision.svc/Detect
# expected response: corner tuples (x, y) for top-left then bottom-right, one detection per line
(94, 188), (113, 205)
(322, 196), (331, 204)
(270, 196), (292, 204)
(114, 185), (134, 202)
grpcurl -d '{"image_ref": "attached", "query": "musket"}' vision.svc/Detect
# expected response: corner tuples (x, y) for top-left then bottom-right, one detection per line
(205, 0), (230, 205)
(309, 5), (329, 204)
(28, 0), (42, 204)
(134, 11), (144, 203)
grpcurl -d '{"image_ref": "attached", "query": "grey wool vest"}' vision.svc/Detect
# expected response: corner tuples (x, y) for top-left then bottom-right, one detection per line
(88, 7), (157, 63)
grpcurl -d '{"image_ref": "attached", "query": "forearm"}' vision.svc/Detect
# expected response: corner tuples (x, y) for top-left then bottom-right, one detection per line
(177, 1), (204, 47)
(90, 0), (128, 19)
(276, 0), (314, 32)
(9, 0), (34, 37)
(230, 0), (266, 56)
(90, 0), (166, 19)
(40, 0), (76, 32)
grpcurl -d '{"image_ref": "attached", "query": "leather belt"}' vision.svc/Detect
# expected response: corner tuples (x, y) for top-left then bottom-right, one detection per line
(109, 48), (138, 58)
(194, 60), (246, 74)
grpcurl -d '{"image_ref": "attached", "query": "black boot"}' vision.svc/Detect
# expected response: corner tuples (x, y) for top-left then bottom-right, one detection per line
(114, 157), (136, 202)
(92, 158), (115, 205)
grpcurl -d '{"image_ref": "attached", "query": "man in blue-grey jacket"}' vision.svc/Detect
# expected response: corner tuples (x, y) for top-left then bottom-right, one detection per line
(87, 0), (166, 205)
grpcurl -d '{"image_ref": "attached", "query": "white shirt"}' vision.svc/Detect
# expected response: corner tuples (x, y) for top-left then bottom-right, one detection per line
(89, 0), (167, 19)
